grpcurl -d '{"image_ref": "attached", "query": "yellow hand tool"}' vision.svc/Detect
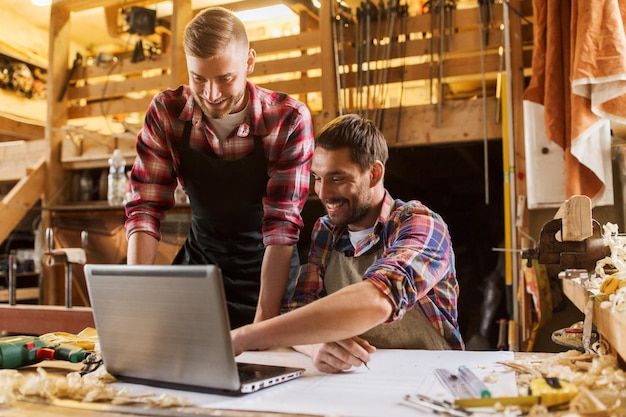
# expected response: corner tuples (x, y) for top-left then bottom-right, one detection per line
(455, 377), (578, 409)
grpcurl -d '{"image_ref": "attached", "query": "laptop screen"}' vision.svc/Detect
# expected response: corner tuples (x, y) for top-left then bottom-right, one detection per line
(84, 264), (242, 391)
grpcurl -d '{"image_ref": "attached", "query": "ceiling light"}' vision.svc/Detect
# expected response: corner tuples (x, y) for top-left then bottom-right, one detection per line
(31, 0), (51, 6)
(235, 5), (294, 22)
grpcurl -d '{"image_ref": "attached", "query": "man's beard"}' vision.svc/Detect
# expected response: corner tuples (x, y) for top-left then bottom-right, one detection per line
(194, 88), (246, 119)
(326, 194), (371, 230)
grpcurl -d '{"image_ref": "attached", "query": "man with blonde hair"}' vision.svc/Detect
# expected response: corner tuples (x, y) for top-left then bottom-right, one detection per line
(126, 7), (314, 329)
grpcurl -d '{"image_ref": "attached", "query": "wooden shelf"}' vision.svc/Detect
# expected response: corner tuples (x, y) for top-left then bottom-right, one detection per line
(562, 278), (626, 363)
(0, 287), (40, 303)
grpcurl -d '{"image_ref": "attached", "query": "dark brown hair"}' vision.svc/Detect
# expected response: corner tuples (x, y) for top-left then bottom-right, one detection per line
(315, 114), (389, 171)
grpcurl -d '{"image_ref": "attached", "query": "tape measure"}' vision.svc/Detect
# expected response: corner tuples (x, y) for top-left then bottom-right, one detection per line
(529, 377), (579, 407)
(454, 377), (579, 410)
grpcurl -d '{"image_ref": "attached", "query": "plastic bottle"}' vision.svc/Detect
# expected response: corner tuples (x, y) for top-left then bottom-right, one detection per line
(107, 149), (126, 205)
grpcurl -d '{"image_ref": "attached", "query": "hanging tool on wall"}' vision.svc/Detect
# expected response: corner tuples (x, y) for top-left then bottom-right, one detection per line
(478, 0), (493, 205)
(363, 0), (373, 119)
(332, 3), (343, 114)
(426, 0), (436, 106)
(437, 0), (445, 126)
(439, 0), (456, 127)
(57, 52), (83, 102)
(355, 5), (364, 115)
(393, 1), (410, 140)
(478, 0), (494, 46)
(373, 0), (399, 127)
(335, 4), (352, 114)
(424, 0), (455, 126)
(371, 0), (385, 113)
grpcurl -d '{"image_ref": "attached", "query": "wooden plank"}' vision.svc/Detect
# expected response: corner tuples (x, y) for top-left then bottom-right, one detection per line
(319, 0), (338, 122)
(0, 288), (40, 303)
(252, 49), (531, 98)
(553, 195), (593, 241)
(169, 0), (192, 88)
(252, 30), (320, 55)
(0, 140), (46, 181)
(0, 157), (45, 245)
(68, 73), (172, 101)
(70, 53), (171, 81)
(381, 97), (502, 146)
(0, 114), (45, 142)
(308, 97), (501, 145)
(51, 0), (161, 13)
(325, 27), (505, 70)
(67, 96), (153, 120)
(254, 54), (322, 78)
(0, 305), (94, 335)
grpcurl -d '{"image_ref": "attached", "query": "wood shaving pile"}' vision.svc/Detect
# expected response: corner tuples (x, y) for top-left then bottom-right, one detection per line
(38, 327), (100, 351)
(499, 350), (626, 416)
(585, 223), (626, 314)
(0, 366), (190, 409)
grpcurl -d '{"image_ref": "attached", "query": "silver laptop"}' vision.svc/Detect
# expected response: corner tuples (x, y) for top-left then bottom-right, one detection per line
(84, 264), (304, 395)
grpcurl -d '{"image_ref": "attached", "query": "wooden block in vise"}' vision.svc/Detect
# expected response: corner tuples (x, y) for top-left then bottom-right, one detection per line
(553, 195), (593, 241)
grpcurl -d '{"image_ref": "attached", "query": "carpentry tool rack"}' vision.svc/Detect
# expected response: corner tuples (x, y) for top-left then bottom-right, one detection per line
(57, 0), (533, 172)
(0, 0), (531, 318)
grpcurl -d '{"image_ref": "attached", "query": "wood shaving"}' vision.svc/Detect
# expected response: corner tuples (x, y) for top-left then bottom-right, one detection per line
(586, 222), (626, 316)
(499, 350), (626, 416)
(0, 366), (189, 409)
(500, 350), (625, 392)
(38, 327), (100, 352)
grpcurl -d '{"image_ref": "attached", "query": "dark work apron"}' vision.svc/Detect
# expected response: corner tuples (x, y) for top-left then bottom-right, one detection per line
(173, 121), (298, 329)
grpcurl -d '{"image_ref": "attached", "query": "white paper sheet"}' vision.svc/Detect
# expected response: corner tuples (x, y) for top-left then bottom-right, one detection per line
(114, 349), (517, 417)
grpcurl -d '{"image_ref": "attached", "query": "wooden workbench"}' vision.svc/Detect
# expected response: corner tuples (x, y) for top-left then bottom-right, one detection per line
(0, 349), (519, 417)
(562, 277), (626, 365)
(2, 348), (624, 416)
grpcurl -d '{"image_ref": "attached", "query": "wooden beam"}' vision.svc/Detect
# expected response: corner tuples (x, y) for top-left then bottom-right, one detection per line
(67, 96), (154, 120)
(167, 0), (192, 88)
(0, 305), (94, 336)
(0, 157), (45, 245)
(310, 97), (502, 145)
(68, 73), (172, 101)
(0, 115), (45, 142)
(0, 288), (40, 303)
(51, 0), (160, 13)
(0, 140), (45, 181)
(381, 97), (502, 146)
(252, 30), (320, 54)
(319, 0), (338, 124)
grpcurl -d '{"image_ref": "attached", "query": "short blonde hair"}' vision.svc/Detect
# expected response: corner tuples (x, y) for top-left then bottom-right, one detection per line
(183, 7), (249, 58)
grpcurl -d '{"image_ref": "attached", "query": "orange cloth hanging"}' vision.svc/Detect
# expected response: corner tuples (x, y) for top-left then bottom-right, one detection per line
(523, 0), (626, 202)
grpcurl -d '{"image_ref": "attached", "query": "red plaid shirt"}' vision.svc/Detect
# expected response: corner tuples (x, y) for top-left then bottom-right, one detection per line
(125, 82), (314, 247)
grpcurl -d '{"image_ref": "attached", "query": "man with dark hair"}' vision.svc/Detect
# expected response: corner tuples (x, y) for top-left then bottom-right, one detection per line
(232, 114), (463, 373)
(125, 7), (314, 329)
